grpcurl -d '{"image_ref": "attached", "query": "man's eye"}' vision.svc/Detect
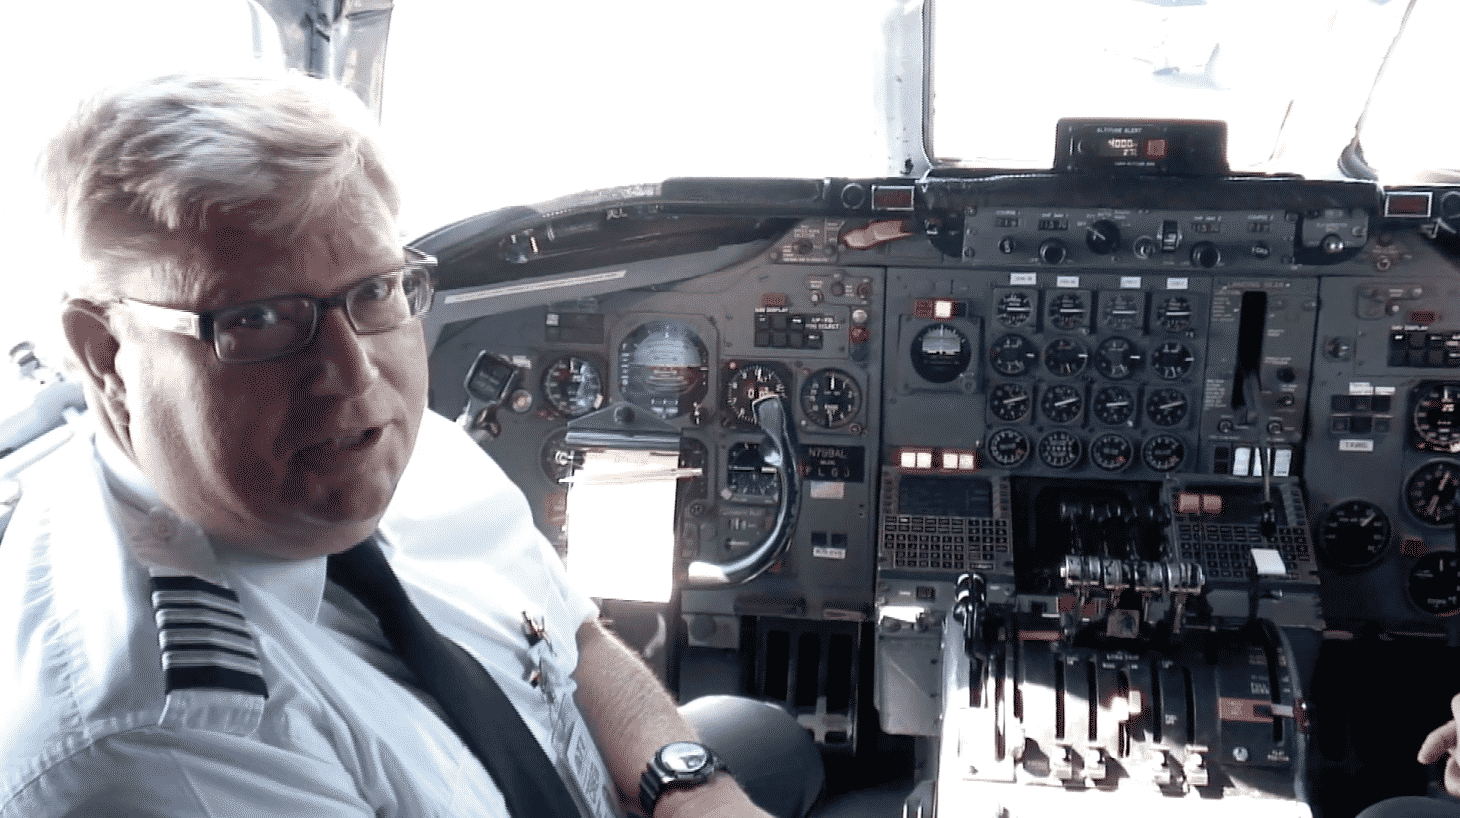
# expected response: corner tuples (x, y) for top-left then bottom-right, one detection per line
(222, 304), (283, 331)
(356, 277), (397, 303)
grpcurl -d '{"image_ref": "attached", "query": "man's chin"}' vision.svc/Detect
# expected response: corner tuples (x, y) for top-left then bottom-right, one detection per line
(266, 477), (397, 555)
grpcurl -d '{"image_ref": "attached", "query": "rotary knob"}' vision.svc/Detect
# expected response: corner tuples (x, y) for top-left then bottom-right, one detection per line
(1189, 241), (1220, 268)
(1085, 220), (1121, 255)
(1039, 239), (1068, 265)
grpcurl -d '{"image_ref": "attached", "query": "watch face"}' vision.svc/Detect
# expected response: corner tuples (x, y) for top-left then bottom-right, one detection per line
(661, 742), (710, 774)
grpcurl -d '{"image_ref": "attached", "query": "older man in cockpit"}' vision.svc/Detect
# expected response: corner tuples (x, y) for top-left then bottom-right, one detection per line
(0, 72), (821, 818)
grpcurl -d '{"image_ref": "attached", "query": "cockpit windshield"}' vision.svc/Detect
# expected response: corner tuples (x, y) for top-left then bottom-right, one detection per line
(380, 0), (1456, 237)
(380, 0), (897, 236)
(931, 0), (1457, 182)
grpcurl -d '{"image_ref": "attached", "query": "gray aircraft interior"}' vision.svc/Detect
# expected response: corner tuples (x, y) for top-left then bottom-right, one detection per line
(4, 2), (1460, 817)
(409, 123), (1460, 817)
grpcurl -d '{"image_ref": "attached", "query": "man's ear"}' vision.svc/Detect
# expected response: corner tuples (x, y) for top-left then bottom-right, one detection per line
(60, 299), (126, 410)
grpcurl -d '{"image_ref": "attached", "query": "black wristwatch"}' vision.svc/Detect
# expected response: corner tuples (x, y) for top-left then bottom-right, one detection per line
(638, 741), (726, 816)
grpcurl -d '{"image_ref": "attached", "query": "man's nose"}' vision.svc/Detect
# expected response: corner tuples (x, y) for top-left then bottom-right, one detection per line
(307, 305), (380, 396)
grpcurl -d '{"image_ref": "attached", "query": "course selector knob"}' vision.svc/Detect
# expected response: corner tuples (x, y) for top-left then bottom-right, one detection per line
(1039, 239), (1068, 265)
(1189, 241), (1220, 268)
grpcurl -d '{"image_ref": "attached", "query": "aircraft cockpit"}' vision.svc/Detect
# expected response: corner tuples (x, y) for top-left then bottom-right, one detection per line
(4, 2), (1460, 816)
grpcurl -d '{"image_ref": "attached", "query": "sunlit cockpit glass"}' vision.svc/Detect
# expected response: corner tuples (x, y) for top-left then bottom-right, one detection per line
(931, 0), (1444, 180)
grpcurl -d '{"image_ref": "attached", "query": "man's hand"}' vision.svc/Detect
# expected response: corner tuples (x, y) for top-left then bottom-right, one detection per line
(574, 620), (773, 818)
(1419, 692), (1460, 797)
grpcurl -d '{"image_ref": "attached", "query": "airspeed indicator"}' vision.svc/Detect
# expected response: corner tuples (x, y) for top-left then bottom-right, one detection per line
(724, 363), (790, 425)
(1412, 382), (1460, 452)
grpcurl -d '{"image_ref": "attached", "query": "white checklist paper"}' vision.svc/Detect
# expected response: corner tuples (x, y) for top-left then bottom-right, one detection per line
(565, 449), (680, 603)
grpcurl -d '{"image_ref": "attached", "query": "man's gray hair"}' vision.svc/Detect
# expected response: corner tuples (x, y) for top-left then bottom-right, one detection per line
(42, 71), (400, 300)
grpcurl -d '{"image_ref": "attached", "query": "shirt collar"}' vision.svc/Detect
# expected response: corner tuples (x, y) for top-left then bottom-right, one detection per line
(94, 427), (160, 513)
(93, 430), (329, 624)
(212, 546), (329, 624)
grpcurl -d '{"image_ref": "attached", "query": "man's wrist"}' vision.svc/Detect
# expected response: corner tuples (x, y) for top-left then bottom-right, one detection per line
(646, 771), (752, 818)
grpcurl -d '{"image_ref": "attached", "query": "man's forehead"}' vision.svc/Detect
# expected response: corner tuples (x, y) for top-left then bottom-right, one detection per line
(193, 203), (401, 307)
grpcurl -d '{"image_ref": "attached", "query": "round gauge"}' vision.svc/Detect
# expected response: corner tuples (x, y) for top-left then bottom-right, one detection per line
(989, 334), (1038, 377)
(724, 363), (789, 425)
(986, 428), (1031, 467)
(1141, 434), (1186, 472)
(1095, 336), (1143, 380)
(539, 429), (584, 484)
(1145, 388), (1189, 427)
(1412, 383), (1460, 451)
(1404, 460), (1460, 527)
(541, 356), (606, 418)
(726, 441), (780, 499)
(1042, 338), (1090, 377)
(1092, 385), (1136, 426)
(619, 320), (709, 419)
(1409, 552), (1460, 616)
(801, 368), (861, 428)
(995, 291), (1035, 327)
(1038, 431), (1083, 469)
(989, 382), (1032, 422)
(1040, 383), (1084, 423)
(911, 323), (972, 383)
(1150, 341), (1196, 380)
(1046, 292), (1087, 331)
(1318, 500), (1392, 570)
(1100, 292), (1143, 331)
(1156, 296), (1193, 332)
(1401, 552), (1460, 616)
(1090, 433), (1135, 472)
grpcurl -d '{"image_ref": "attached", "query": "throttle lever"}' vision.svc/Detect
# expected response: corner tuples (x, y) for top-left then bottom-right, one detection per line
(953, 573), (988, 652)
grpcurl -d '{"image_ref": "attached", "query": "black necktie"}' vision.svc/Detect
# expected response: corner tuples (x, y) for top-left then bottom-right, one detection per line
(327, 539), (583, 818)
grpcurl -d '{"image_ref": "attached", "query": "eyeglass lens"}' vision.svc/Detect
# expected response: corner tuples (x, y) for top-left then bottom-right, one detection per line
(212, 267), (429, 362)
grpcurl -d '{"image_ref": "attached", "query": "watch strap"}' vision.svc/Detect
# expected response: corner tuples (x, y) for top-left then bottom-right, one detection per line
(638, 743), (725, 817)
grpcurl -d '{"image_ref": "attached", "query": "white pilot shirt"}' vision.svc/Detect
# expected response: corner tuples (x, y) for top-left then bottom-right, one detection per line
(0, 410), (620, 817)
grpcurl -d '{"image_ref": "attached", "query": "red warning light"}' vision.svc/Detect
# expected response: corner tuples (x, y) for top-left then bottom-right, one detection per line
(1144, 138), (1168, 160)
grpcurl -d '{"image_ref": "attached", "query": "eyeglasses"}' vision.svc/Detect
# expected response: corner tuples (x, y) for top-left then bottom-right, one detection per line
(116, 247), (436, 363)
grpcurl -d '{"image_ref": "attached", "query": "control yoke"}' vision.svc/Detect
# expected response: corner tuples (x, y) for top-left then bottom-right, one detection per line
(688, 395), (802, 587)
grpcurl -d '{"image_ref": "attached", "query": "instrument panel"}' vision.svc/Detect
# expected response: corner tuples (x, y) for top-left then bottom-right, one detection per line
(418, 169), (1460, 815)
(424, 174), (1460, 633)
